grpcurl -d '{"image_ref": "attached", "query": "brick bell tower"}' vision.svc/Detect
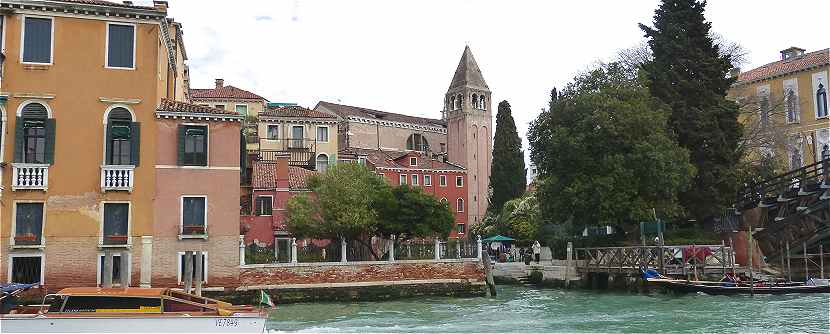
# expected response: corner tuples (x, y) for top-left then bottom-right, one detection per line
(444, 46), (493, 227)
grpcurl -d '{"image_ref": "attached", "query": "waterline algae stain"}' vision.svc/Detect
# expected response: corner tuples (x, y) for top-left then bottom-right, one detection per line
(266, 286), (827, 333)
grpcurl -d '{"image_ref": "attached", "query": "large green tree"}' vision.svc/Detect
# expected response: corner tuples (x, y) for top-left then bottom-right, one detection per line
(377, 185), (454, 240)
(488, 100), (527, 215)
(640, 0), (742, 221)
(528, 63), (695, 232)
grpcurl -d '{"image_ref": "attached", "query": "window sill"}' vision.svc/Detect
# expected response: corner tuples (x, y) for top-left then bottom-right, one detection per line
(10, 244), (45, 250)
(178, 234), (208, 240)
(98, 244), (132, 249)
(104, 66), (136, 71)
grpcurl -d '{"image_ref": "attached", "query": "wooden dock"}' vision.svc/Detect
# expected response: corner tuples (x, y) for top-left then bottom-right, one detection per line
(575, 244), (736, 277)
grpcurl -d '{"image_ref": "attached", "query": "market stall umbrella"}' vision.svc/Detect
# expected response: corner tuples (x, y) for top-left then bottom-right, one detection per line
(482, 235), (515, 242)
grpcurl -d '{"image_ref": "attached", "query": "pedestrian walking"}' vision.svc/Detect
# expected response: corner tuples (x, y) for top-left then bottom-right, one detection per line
(532, 241), (541, 263)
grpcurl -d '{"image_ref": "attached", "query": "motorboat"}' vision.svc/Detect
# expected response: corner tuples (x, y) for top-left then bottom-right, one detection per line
(0, 286), (267, 333)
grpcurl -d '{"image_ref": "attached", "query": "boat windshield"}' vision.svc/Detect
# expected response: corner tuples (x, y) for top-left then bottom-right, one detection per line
(60, 296), (161, 313)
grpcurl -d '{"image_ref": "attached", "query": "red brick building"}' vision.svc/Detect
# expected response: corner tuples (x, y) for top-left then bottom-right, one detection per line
(340, 148), (469, 238)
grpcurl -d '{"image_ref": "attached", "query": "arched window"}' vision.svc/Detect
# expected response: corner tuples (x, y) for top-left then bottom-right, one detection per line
(785, 89), (798, 123)
(106, 107), (136, 165)
(479, 95), (485, 109)
(456, 198), (464, 212)
(817, 83), (828, 118)
(472, 94), (478, 109)
(18, 102), (51, 164)
(440, 197), (448, 206)
(316, 153), (329, 172)
(406, 134), (429, 151)
(457, 94), (463, 109)
(450, 96), (456, 111)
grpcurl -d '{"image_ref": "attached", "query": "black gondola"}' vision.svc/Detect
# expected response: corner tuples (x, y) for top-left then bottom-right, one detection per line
(646, 278), (830, 295)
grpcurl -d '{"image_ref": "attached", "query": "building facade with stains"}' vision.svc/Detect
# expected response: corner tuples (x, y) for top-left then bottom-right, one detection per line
(0, 0), (189, 289)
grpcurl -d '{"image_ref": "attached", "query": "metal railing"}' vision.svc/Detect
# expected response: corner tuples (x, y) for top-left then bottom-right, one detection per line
(12, 163), (49, 191)
(101, 165), (135, 192)
(737, 156), (829, 209)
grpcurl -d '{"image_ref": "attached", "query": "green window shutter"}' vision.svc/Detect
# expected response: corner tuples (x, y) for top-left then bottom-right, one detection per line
(177, 125), (186, 166)
(239, 128), (247, 179)
(105, 123), (113, 165)
(45, 118), (56, 165)
(130, 122), (141, 166)
(14, 117), (24, 163)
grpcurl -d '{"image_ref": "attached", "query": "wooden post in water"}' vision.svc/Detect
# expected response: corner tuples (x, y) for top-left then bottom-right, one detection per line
(194, 251), (203, 297)
(658, 232), (664, 273)
(183, 251), (193, 294)
(721, 241), (726, 276)
(565, 242), (573, 289)
(481, 250), (496, 296)
(786, 241), (792, 282)
(692, 244), (699, 281)
(120, 251), (130, 288)
(780, 241), (786, 280)
(730, 238), (736, 277)
(103, 252), (113, 288)
(682, 247), (688, 282)
(804, 242), (809, 281)
(748, 227), (754, 296)
(820, 245), (825, 279)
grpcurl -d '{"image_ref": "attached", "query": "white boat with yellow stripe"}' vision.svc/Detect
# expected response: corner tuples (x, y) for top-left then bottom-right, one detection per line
(0, 287), (267, 333)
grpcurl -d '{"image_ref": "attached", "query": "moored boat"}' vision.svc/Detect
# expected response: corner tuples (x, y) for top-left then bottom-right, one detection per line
(0, 287), (267, 333)
(641, 268), (830, 295)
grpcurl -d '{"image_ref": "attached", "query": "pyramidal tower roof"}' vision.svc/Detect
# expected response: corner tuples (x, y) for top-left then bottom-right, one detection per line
(448, 45), (489, 91)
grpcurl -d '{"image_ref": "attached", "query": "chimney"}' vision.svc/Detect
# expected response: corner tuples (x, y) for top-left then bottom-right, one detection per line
(152, 1), (168, 11)
(274, 154), (290, 189)
(215, 78), (224, 89)
(780, 47), (806, 61)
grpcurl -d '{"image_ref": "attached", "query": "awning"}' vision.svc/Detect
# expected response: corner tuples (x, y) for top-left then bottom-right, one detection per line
(482, 235), (515, 242)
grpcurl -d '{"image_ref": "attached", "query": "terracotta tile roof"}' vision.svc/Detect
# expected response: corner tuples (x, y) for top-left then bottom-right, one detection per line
(251, 161), (277, 189)
(340, 148), (464, 171)
(288, 166), (317, 190)
(737, 49), (829, 84)
(261, 106), (336, 119)
(48, 0), (159, 10)
(156, 99), (241, 116)
(316, 101), (446, 127)
(191, 85), (267, 101)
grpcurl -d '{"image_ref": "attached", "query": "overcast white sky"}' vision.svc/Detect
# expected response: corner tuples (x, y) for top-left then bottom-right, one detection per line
(158, 0), (827, 163)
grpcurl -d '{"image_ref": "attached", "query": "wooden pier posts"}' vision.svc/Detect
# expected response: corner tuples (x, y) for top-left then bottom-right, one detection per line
(194, 251), (203, 296)
(748, 227), (754, 296)
(786, 241), (792, 282)
(183, 251), (193, 294)
(804, 242), (809, 280)
(821, 245), (825, 279)
(103, 252), (113, 288)
(119, 252), (129, 288)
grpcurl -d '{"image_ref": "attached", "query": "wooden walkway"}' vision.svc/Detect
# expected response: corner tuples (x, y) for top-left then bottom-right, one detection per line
(575, 244), (735, 276)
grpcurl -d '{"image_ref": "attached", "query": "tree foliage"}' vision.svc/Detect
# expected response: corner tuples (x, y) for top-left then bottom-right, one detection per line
(640, 0), (743, 221)
(285, 164), (454, 246)
(471, 190), (540, 245)
(528, 63), (695, 231)
(488, 100), (527, 215)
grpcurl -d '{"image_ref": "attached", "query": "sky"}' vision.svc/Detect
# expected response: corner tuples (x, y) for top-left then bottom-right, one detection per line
(157, 0), (828, 165)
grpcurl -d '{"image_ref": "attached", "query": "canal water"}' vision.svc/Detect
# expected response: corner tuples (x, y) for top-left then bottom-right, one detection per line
(266, 286), (828, 333)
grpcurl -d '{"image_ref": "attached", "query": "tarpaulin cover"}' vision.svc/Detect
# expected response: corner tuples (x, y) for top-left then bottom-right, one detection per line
(1, 283), (38, 293)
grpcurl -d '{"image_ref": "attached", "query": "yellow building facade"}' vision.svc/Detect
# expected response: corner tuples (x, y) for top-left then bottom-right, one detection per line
(0, 0), (186, 289)
(731, 47), (829, 171)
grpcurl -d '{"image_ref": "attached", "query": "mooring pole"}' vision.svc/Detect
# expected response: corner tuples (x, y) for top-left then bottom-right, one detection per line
(721, 241), (726, 276)
(692, 244), (699, 281)
(194, 251), (203, 297)
(103, 252), (113, 288)
(804, 242), (809, 281)
(683, 247), (688, 282)
(748, 227), (754, 296)
(183, 251), (193, 294)
(786, 241), (792, 282)
(780, 241), (786, 281)
(730, 237), (736, 277)
(820, 244), (825, 279)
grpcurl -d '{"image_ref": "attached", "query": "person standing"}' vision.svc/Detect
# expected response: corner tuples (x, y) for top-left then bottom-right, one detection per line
(532, 241), (541, 263)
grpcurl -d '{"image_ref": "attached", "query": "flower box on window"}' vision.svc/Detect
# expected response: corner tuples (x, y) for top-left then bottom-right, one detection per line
(182, 225), (206, 235)
(104, 235), (129, 245)
(14, 234), (40, 245)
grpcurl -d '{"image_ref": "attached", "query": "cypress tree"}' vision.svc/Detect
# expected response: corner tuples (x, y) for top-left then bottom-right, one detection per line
(489, 100), (527, 215)
(640, 0), (742, 221)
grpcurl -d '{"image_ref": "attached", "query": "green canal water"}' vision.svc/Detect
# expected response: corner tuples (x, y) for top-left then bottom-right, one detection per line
(265, 286), (828, 333)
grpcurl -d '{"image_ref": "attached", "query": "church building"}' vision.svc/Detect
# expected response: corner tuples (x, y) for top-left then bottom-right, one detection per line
(315, 46), (493, 226)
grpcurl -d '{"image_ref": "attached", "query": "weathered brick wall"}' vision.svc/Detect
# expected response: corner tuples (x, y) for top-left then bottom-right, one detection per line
(151, 235), (240, 288)
(239, 260), (484, 286)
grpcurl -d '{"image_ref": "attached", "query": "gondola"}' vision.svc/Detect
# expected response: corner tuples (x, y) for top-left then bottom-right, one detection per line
(641, 268), (830, 295)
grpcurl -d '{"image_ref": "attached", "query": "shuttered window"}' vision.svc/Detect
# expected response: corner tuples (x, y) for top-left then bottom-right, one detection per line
(107, 23), (135, 68)
(16, 103), (55, 164)
(105, 108), (139, 165)
(178, 125), (207, 166)
(23, 17), (52, 64)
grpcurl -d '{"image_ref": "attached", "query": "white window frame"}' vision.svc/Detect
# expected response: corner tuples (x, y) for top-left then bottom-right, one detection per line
(266, 124), (279, 140)
(424, 174), (432, 186)
(316, 153), (329, 172)
(812, 71), (828, 119)
(411, 174), (419, 186)
(316, 126), (330, 143)
(99, 201), (132, 248)
(176, 252), (208, 284)
(104, 22), (136, 70)
(181, 123), (210, 167)
(20, 15), (54, 65)
(256, 195), (274, 217)
(179, 195), (208, 239)
(439, 175), (447, 187)
(456, 175), (464, 187)
(409, 157), (417, 166)
(96, 252), (132, 287)
(457, 198), (465, 213)
(11, 201), (46, 248)
(399, 174), (407, 185)
(234, 104), (248, 117)
(8, 252), (45, 284)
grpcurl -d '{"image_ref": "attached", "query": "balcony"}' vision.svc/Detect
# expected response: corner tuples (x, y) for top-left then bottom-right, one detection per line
(257, 138), (317, 168)
(101, 165), (135, 192)
(12, 163), (49, 191)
